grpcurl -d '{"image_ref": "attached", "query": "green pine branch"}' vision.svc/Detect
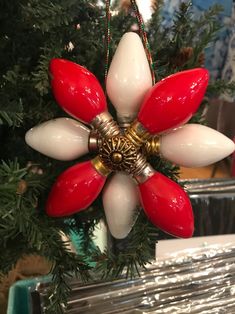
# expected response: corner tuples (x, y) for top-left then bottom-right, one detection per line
(185, 5), (222, 68)
(94, 211), (157, 279)
(207, 79), (235, 98)
(188, 98), (209, 124)
(32, 48), (62, 96)
(0, 107), (23, 127)
(21, 0), (77, 33)
(0, 67), (25, 127)
(0, 160), (91, 312)
(150, 2), (223, 78)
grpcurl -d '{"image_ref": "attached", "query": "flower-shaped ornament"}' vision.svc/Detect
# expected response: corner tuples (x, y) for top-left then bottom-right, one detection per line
(26, 33), (235, 240)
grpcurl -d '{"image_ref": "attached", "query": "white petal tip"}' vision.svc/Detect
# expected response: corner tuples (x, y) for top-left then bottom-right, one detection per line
(161, 124), (235, 167)
(25, 118), (89, 160)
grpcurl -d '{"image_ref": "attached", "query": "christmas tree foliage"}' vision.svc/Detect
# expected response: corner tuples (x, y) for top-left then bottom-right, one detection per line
(0, 0), (234, 312)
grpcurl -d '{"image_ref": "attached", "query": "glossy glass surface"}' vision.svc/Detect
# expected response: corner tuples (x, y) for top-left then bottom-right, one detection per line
(25, 118), (90, 161)
(49, 58), (107, 123)
(138, 68), (209, 134)
(138, 172), (194, 238)
(46, 160), (106, 217)
(103, 172), (140, 239)
(106, 32), (152, 121)
(160, 124), (235, 167)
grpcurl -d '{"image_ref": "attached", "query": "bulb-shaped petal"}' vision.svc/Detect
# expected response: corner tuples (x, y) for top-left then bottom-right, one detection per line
(103, 173), (140, 239)
(49, 58), (107, 124)
(25, 118), (90, 161)
(138, 172), (194, 238)
(138, 68), (209, 134)
(46, 160), (107, 217)
(107, 32), (152, 121)
(160, 124), (235, 167)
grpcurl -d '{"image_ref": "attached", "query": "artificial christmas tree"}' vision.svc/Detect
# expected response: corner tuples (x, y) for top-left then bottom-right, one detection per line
(1, 1), (235, 313)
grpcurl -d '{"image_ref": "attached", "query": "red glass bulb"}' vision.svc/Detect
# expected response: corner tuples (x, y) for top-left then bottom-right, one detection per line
(138, 172), (194, 238)
(46, 160), (106, 217)
(49, 58), (107, 123)
(138, 68), (209, 134)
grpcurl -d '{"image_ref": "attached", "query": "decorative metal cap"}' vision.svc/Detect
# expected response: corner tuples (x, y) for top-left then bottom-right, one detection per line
(132, 154), (155, 183)
(143, 136), (160, 155)
(91, 156), (112, 177)
(116, 113), (135, 129)
(98, 136), (138, 173)
(88, 130), (100, 153)
(91, 112), (120, 139)
(125, 120), (151, 149)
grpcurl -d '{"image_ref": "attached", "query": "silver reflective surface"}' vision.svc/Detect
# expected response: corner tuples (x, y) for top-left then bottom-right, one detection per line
(182, 178), (235, 195)
(36, 242), (235, 313)
(182, 178), (235, 236)
(33, 178), (235, 313)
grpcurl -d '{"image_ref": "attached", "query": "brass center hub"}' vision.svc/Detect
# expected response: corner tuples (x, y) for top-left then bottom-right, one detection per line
(98, 136), (138, 173)
(111, 152), (123, 164)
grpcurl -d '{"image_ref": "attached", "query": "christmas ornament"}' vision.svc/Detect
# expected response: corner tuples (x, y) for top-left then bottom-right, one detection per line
(25, 31), (235, 240)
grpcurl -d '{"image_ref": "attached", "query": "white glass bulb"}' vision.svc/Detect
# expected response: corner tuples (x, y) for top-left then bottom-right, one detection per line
(25, 118), (90, 160)
(160, 124), (235, 167)
(106, 32), (152, 122)
(103, 173), (140, 239)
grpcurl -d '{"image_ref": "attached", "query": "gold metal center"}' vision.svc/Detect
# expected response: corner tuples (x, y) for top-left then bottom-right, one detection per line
(98, 136), (138, 173)
(111, 152), (123, 164)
